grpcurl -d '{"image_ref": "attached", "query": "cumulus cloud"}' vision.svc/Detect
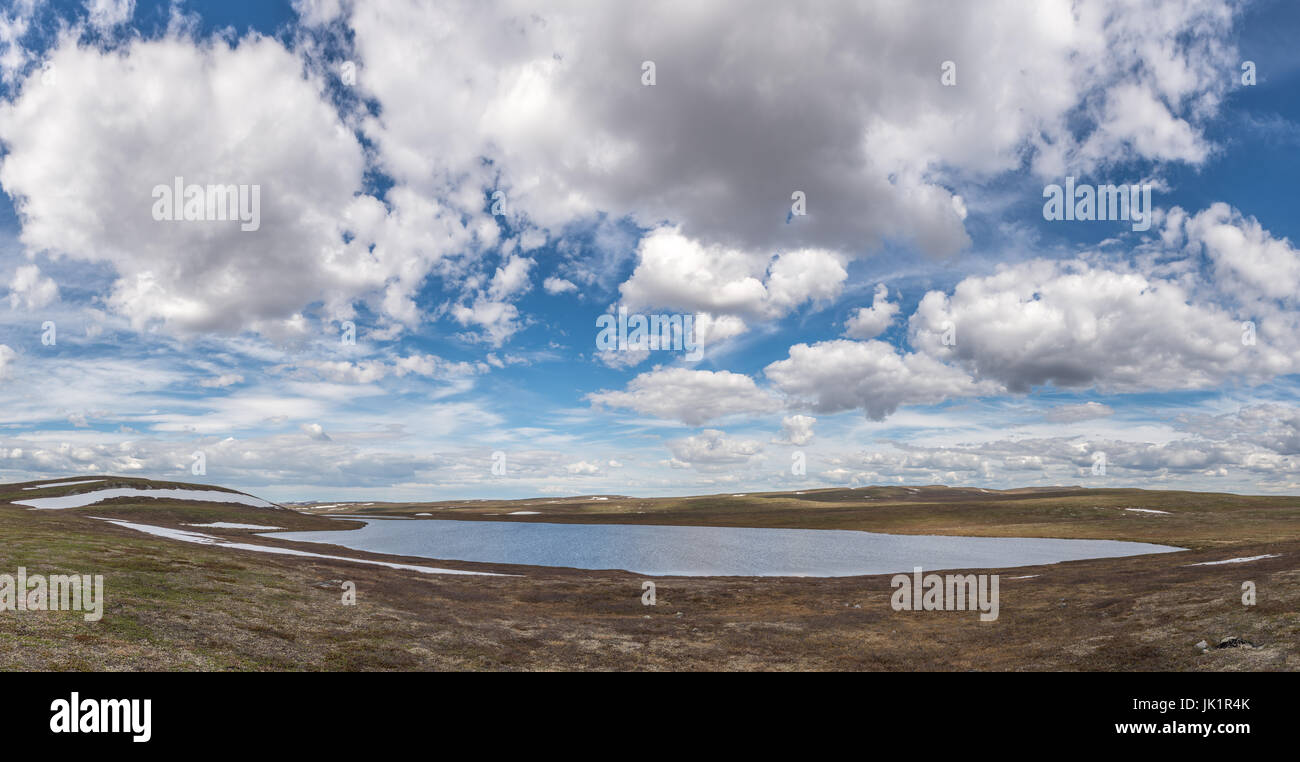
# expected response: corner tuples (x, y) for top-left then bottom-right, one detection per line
(817, 408), (1300, 489)
(0, 2), (1282, 497)
(0, 1), (1248, 345)
(450, 298), (525, 347)
(1177, 404), (1300, 455)
(595, 347), (650, 370)
(588, 367), (781, 426)
(0, 2), (40, 85)
(0, 33), (481, 336)
(7, 263), (57, 310)
(1183, 202), (1300, 304)
(765, 339), (995, 420)
(84, 0), (134, 31)
(908, 258), (1295, 393)
(543, 276), (578, 295)
(667, 429), (763, 469)
(618, 228), (847, 322)
(487, 255), (535, 301)
(329, 0), (1237, 269)
(843, 284), (899, 340)
(773, 414), (816, 446)
(756, 207), (1300, 422)
(300, 422), (331, 441)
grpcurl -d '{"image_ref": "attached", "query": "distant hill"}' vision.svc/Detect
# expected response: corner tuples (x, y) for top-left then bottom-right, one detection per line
(0, 475), (281, 512)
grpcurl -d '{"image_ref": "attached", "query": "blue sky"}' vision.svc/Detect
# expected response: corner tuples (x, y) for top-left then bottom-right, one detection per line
(0, 0), (1299, 501)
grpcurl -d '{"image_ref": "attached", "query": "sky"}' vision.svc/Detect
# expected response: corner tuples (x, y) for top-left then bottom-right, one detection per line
(0, 0), (1299, 501)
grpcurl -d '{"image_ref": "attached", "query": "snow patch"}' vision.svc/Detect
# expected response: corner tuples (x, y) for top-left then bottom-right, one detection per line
(14, 487), (276, 510)
(22, 479), (105, 490)
(94, 518), (507, 575)
(1189, 554), (1280, 566)
(185, 522), (281, 530)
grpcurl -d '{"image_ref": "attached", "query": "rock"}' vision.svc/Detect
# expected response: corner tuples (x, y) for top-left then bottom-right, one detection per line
(313, 579), (345, 589)
(1195, 640), (1208, 650)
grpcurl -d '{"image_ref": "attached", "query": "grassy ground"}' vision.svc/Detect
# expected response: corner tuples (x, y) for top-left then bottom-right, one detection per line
(2, 477), (1297, 671)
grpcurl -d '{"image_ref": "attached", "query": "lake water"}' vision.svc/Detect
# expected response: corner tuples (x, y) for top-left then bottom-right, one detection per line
(273, 518), (1184, 577)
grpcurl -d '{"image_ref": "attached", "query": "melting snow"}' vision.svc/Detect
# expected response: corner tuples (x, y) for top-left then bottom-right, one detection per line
(13, 487), (276, 510)
(185, 522), (281, 530)
(21, 479), (105, 490)
(508, 511), (540, 515)
(1189, 554), (1280, 566)
(1125, 508), (1171, 515)
(94, 519), (506, 575)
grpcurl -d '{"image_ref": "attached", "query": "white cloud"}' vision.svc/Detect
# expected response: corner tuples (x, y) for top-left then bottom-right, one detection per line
(617, 228), (847, 338)
(451, 298), (524, 347)
(294, 354), (486, 385)
(0, 343), (15, 380)
(667, 429), (763, 468)
(291, 0), (343, 27)
(84, 0), (134, 31)
(1045, 402), (1115, 423)
(773, 414), (816, 446)
(843, 284), (899, 340)
(0, 1), (39, 85)
(595, 348), (649, 370)
(336, 0), (1237, 265)
(908, 258), (1296, 393)
(0, 34), (470, 336)
(300, 422), (331, 441)
(198, 373), (244, 389)
(487, 255), (535, 301)
(588, 366), (781, 426)
(7, 263), (57, 310)
(543, 276), (578, 295)
(765, 339), (995, 420)
(1184, 202), (1300, 304)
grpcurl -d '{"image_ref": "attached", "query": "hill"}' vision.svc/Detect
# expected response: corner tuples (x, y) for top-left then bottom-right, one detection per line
(1, 476), (1296, 671)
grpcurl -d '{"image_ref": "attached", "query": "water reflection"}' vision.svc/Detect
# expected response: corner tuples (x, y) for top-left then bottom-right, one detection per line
(273, 518), (1184, 577)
